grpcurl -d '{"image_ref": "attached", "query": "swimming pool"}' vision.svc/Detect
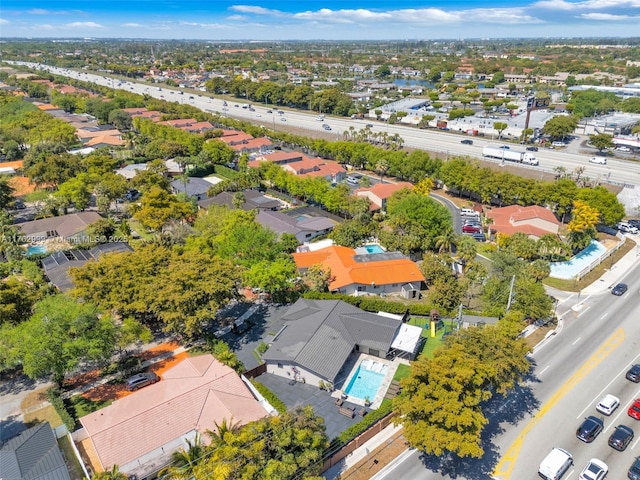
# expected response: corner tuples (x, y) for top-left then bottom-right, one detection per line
(26, 244), (48, 256)
(344, 359), (388, 401)
(549, 240), (607, 279)
(364, 244), (385, 254)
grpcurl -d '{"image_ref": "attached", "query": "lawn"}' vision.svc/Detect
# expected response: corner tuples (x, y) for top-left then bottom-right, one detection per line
(67, 394), (112, 420)
(23, 404), (64, 429)
(392, 363), (411, 382)
(406, 317), (457, 359)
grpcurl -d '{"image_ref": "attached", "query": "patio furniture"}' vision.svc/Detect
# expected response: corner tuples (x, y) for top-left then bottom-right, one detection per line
(335, 397), (344, 406)
(339, 406), (355, 418)
(358, 407), (368, 417)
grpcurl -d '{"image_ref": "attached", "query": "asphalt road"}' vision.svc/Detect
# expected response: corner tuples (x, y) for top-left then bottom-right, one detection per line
(10, 61), (640, 188)
(374, 256), (640, 479)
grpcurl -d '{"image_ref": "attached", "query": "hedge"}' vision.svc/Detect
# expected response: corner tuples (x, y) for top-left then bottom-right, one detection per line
(46, 387), (76, 431)
(251, 380), (287, 414)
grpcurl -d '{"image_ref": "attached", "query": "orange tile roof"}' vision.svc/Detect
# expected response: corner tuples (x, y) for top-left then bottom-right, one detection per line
(354, 182), (413, 200)
(8, 176), (37, 196)
(0, 160), (24, 170)
(486, 205), (559, 238)
(80, 354), (268, 471)
(76, 129), (121, 139)
(219, 132), (255, 144)
(293, 245), (424, 290)
(84, 135), (125, 147)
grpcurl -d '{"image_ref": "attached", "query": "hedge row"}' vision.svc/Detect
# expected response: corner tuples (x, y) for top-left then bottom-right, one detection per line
(46, 387), (76, 431)
(302, 291), (440, 316)
(251, 380), (287, 414)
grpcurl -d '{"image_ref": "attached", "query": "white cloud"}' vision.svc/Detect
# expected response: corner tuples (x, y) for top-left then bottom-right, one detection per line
(27, 9), (51, 15)
(0, 18), (9, 25)
(122, 23), (143, 27)
(230, 5), (284, 16)
(579, 12), (637, 19)
(66, 22), (104, 28)
(226, 15), (247, 21)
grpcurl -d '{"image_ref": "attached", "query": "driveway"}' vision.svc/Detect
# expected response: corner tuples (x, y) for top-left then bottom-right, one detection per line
(0, 369), (50, 441)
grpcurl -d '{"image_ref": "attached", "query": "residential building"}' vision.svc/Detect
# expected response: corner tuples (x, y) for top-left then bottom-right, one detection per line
(79, 355), (269, 479)
(0, 422), (72, 480)
(256, 210), (338, 243)
(198, 189), (281, 211)
(292, 245), (424, 297)
(486, 205), (560, 239)
(17, 212), (103, 242)
(262, 299), (421, 386)
(170, 177), (211, 201)
(354, 182), (414, 211)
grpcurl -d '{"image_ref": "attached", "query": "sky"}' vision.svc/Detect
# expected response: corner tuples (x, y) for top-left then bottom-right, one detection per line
(1, 1), (640, 40)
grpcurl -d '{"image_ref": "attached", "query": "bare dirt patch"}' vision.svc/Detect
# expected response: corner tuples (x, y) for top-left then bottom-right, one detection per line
(336, 430), (409, 480)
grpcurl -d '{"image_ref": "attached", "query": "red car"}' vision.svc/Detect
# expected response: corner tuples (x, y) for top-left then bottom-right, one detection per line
(629, 398), (640, 420)
(462, 224), (482, 233)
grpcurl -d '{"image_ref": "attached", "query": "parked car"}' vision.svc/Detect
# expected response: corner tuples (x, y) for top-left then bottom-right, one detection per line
(462, 224), (482, 234)
(629, 457), (640, 480)
(461, 139), (473, 145)
(552, 141), (567, 147)
(576, 416), (604, 443)
(629, 219), (640, 229)
(608, 425), (634, 451)
(627, 364), (640, 382)
(617, 222), (638, 234)
(617, 146), (631, 152)
(611, 283), (628, 296)
(629, 399), (640, 420)
(578, 459), (607, 480)
(596, 394), (620, 416)
(346, 176), (360, 185)
(126, 372), (159, 391)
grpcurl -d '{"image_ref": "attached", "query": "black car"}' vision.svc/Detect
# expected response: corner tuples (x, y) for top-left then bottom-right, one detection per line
(461, 139), (473, 145)
(629, 457), (640, 480)
(576, 415), (604, 443)
(609, 425), (634, 451)
(629, 219), (640, 229)
(612, 283), (628, 296)
(526, 146), (539, 151)
(627, 364), (640, 383)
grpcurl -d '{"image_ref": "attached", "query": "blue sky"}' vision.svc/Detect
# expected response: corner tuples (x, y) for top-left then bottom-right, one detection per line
(1, 1), (639, 40)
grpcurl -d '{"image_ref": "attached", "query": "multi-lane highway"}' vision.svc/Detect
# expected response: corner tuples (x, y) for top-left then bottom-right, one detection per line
(10, 61), (640, 188)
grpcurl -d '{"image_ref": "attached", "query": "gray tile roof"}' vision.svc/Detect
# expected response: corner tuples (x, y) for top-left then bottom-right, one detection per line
(170, 177), (211, 198)
(262, 299), (401, 383)
(198, 190), (280, 211)
(0, 423), (71, 480)
(17, 212), (102, 238)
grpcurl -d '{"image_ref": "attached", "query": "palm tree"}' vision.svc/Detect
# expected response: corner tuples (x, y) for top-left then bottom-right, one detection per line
(375, 159), (389, 183)
(158, 433), (206, 480)
(434, 228), (456, 254)
(92, 465), (128, 480)
(205, 418), (242, 448)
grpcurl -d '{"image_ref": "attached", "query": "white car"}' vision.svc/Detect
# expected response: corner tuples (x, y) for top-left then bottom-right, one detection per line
(617, 146), (631, 152)
(596, 394), (619, 415)
(578, 458), (607, 480)
(588, 156), (607, 164)
(617, 222), (639, 234)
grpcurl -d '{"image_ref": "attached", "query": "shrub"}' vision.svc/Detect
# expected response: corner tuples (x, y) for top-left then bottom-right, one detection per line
(251, 380), (287, 414)
(209, 338), (245, 373)
(334, 399), (394, 445)
(257, 342), (269, 355)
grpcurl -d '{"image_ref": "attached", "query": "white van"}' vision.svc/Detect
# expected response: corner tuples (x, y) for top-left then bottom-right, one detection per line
(460, 208), (478, 217)
(538, 447), (572, 480)
(589, 156), (607, 164)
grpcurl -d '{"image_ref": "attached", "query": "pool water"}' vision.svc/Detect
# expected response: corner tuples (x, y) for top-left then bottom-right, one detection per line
(27, 244), (48, 256)
(549, 240), (607, 279)
(344, 359), (388, 401)
(364, 244), (385, 254)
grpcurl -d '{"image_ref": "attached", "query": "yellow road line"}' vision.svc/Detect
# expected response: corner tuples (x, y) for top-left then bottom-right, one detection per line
(492, 328), (624, 479)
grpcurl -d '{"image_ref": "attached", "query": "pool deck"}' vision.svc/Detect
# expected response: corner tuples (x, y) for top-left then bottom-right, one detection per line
(333, 353), (409, 409)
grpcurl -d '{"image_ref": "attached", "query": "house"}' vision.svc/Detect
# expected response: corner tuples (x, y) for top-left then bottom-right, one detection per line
(292, 245), (425, 297)
(170, 177), (211, 201)
(281, 157), (346, 183)
(115, 163), (148, 180)
(0, 422), (72, 480)
(79, 355), (269, 478)
(263, 299), (421, 386)
(461, 314), (499, 329)
(198, 189), (281, 211)
(17, 212), (103, 242)
(486, 205), (560, 239)
(354, 182), (414, 211)
(41, 242), (133, 292)
(256, 210), (338, 243)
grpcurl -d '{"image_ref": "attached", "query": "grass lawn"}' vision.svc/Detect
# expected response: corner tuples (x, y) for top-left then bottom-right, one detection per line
(58, 436), (86, 480)
(67, 394), (112, 420)
(23, 404), (64, 428)
(127, 218), (155, 241)
(406, 317), (457, 359)
(392, 363), (411, 382)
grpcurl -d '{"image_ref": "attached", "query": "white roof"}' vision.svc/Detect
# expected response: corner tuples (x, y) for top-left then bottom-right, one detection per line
(391, 323), (423, 353)
(202, 175), (225, 185)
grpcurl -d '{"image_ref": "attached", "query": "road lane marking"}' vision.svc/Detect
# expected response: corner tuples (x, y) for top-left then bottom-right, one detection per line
(601, 313), (608, 320)
(492, 328), (625, 480)
(572, 337), (581, 345)
(577, 306), (590, 317)
(538, 365), (550, 375)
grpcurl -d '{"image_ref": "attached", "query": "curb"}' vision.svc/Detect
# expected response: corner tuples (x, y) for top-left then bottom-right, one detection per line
(369, 447), (414, 480)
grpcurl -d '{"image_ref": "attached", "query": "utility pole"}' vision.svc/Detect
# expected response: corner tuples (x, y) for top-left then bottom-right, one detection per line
(506, 275), (516, 311)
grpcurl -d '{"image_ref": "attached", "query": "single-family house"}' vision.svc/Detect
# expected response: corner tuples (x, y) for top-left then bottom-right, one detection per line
(292, 245), (425, 297)
(115, 163), (148, 180)
(486, 205), (560, 240)
(0, 422), (72, 480)
(17, 212), (103, 242)
(198, 189), (281, 211)
(256, 210), (338, 243)
(78, 355), (269, 479)
(170, 177), (211, 201)
(262, 299), (421, 386)
(354, 182), (414, 211)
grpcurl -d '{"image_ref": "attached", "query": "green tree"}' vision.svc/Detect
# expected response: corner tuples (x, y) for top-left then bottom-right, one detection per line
(243, 257), (298, 303)
(159, 433), (206, 480)
(92, 465), (128, 480)
(6, 295), (117, 386)
(131, 186), (195, 232)
(542, 115), (579, 141)
(589, 133), (615, 152)
(493, 122), (508, 139)
(577, 186), (625, 226)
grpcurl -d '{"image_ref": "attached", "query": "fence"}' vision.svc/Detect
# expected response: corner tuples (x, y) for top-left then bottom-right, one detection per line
(576, 233), (626, 281)
(243, 362), (267, 379)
